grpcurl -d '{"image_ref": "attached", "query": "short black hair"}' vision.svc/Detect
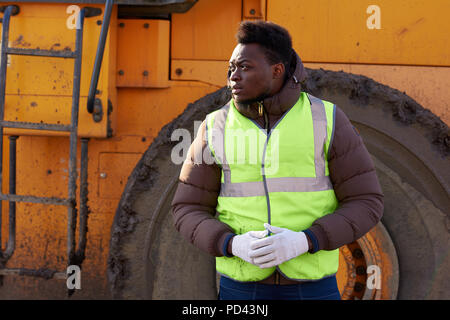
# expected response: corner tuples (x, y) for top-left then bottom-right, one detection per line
(236, 21), (293, 72)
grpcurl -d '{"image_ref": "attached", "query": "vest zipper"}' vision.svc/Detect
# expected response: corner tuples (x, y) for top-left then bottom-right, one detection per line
(257, 101), (270, 134)
(275, 270), (280, 285)
(259, 102), (272, 232)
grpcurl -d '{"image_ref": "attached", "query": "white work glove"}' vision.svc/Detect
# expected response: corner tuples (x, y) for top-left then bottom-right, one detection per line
(231, 230), (269, 265)
(248, 223), (309, 269)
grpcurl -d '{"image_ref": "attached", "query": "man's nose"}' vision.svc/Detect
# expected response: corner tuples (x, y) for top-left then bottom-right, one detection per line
(229, 68), (241, 82)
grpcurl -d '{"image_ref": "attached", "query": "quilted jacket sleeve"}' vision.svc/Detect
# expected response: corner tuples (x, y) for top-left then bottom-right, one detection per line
(171, 120), (235, 257)
(305, 106), (384, 252)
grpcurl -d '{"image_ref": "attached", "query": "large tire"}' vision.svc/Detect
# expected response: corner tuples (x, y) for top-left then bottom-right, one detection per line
(107, 69), (450, 299)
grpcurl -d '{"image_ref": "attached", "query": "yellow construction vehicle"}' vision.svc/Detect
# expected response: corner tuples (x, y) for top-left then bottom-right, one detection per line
(0, 0), (448, 299)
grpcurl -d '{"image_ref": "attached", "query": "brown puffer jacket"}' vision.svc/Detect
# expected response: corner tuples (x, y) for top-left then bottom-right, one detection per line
(171, 50), (384, 258)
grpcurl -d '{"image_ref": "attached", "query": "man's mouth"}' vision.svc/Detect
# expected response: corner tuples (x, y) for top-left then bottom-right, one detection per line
(232, 87), (243, 95)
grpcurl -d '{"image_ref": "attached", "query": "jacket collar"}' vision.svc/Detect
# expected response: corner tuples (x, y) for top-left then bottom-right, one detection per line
(233, 50), (306, 120)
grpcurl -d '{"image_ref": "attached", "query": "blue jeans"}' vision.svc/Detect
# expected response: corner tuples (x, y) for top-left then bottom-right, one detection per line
(218, 275), (341, 300)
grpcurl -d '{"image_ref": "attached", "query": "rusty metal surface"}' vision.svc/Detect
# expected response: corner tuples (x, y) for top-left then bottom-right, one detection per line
(74, 138), (90, 265)
(0, 5), (90, 283)
(1, 2), (117, 138)
(338, 245), (356, 299)
(65, 7), (84, 268)
(361, 218), (399, 300)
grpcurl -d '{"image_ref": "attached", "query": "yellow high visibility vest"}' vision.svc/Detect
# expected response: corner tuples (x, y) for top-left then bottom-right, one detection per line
(206, 92), (339, 282)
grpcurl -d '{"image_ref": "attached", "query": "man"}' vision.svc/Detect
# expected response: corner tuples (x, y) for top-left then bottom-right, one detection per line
(171, 21), (383, 300)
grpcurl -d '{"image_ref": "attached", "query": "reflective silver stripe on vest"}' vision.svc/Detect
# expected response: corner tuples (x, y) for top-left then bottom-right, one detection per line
(219, 176), (333, 197)
(308, 93), (328, 177)
(211, 96), (332, 198)
(206, 103), (231, 183)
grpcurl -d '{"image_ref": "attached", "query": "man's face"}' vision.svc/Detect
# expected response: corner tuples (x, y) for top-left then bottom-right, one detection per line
(228, 43), (276, 104)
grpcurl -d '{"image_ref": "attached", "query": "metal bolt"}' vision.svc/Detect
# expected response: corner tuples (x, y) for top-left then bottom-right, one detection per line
(250, 9), (256, 15)
(354, 282), (365, 292)
(96, 20), (102, 26)
(144, 23), (149, 28)
(119, 22), (124, 28)
(94, 115), (102, 123)
(143, 70), (149, 76)
(118, 70), (124, 76)
(352, 248), (364, 259)
(100, 173), (107, 179)
(175, 68), (183, 76)
(356, 265), (366, 275)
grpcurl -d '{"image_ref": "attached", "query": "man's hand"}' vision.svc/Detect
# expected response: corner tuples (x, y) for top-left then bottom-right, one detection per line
(248, 223), (309, 268)
(231, 230), (269, 265)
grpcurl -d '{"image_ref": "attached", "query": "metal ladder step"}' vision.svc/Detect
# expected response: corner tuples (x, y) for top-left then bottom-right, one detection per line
(5, 47), (77, 59)
(0, 120), (72, 132)
(0, 268), (66, 280)
(0, 194), (71, 206)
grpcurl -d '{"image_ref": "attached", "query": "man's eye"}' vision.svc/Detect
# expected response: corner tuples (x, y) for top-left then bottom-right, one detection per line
(241, 65), (249, 70)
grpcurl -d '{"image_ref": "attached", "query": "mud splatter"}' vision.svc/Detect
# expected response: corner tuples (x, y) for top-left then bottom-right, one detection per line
(12, 35), (31, 47)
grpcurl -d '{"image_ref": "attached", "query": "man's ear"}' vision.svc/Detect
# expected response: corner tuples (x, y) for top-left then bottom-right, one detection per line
(272, 63), (285, 80)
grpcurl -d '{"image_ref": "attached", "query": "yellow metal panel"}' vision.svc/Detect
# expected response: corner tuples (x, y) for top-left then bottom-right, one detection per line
(267, 0), (450, 66)
(171, 0), (242, 60)
(98, 152), (142, 199)
(115, 81), (217, 137)
(116, 19), (170, 88)
(6, 55), (74, 97)
(243, 0), (264, 20)
(171, 59), (228, 87)
(2, 95), (110, 137)
(0, 2), (117, 138)
(88, 135), (153, 213)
